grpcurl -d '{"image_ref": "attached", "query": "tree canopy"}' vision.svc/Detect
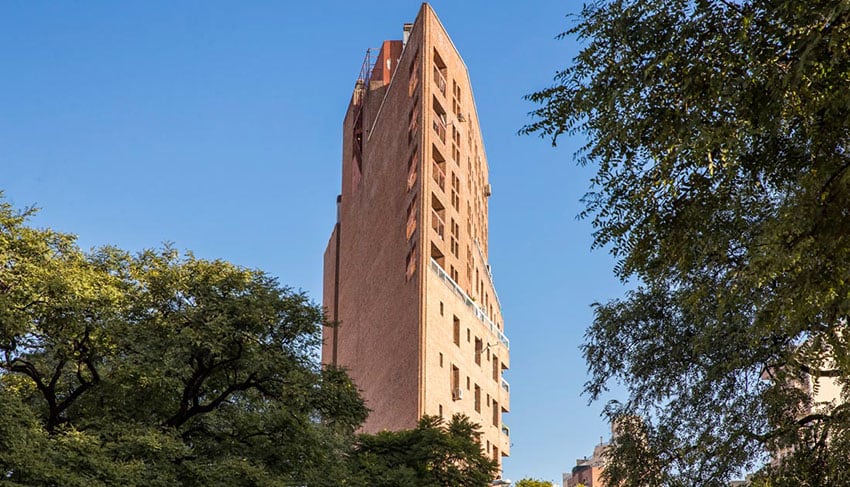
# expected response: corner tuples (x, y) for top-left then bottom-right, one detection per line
(514, 478), (554, 487)
(0, 198), (499, 486)
(349, 414), (498, 487)
(0, 199), (367, 486)
(524, 0), (850, 485)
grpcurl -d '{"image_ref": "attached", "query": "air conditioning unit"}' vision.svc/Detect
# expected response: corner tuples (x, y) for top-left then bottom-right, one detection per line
(452, 388), (464, 401)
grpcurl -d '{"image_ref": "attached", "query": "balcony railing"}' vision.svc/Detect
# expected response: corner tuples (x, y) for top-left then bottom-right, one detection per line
(501, 424), (510, 437)
(500, 377), (510, 393)
(475, 239), (503, 312)
(433, 65), (447, 96)
(432, 161), (446, 191)
(431, 210), (445, 240)
(433, 115), (446, 143)
(429, 258), (510, 349)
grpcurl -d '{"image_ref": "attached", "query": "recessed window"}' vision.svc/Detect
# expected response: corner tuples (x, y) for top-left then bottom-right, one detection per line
(453, 316), (460, 346)
(405, 246), (417, 280)
(451, 365), (461, 400)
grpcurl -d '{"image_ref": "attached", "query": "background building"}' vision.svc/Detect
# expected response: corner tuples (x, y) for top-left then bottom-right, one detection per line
(563, 440), (607, 487)
(322, 3), (510, 467)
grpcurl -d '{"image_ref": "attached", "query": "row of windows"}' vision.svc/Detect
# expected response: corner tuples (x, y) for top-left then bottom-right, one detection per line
(446, 362), (501, 427)
(441, 305), (502, 381)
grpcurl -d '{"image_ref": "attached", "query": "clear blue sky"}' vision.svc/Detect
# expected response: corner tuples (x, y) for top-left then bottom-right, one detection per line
(1, 1), (626, 483)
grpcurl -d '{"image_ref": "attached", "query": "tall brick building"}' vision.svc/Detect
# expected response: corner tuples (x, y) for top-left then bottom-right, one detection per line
(322, 3), (510, 467)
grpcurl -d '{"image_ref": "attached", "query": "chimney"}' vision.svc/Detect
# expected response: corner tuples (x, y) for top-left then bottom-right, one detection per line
(403, 23), (413, 46)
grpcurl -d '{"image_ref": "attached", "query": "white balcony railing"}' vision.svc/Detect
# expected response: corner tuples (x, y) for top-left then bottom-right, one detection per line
(500, 377), (510, 393)
(430, 258), (509, 349)
(432, 161), (446, 191)
(433, 115), (446, 143)
(431, 210), (445, 240)
(433, 65), (447, 96)
(475, 238), (503, 312)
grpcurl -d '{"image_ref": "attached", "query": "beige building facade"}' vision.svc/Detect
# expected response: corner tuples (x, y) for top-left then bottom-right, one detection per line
(322, 3), (510, 467)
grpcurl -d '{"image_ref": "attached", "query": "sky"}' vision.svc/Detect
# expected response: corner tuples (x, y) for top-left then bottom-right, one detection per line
(1, 1), (626, 483)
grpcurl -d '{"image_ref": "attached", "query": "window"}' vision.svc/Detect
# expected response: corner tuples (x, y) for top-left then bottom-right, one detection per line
(453, 316), (460, 346)
(431, 196), (446, 241)
(432, 145), (446, 191)
(474, 384), (481, 412)
(439, 352), (443, 367)
(431, 241), (445, 268)
(432, 97), (447, 143)
(405, 197), (417, 240)
(492, 357), (500, 381)
(451, 174), (461, 210)
(439, 404), (443, 417)
(440, 301), (444, 316)
(467, 328), (471, 342)
(405, 247), (417, 280)
(407, 150), (419, 192)
(408, 99), (419, 145)
(433, 49), (447, 96)
(408, 51), (419, 97)
(451, 365), (461, 400)
(492, 400), (499, 426)
(474, 337), (483, 366)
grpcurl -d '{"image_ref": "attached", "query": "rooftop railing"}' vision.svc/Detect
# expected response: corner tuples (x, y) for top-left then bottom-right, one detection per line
(430, 258), (509, 349)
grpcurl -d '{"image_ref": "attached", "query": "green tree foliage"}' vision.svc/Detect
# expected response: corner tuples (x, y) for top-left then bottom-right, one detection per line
(349, 414), (498, 487)
(514, 478), (554, 487)
(524, 0), (850, 485)
(0, 199), (367, 486)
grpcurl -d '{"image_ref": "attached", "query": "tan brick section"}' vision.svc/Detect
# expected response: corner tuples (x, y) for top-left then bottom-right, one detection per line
(322, 3), (510, 469)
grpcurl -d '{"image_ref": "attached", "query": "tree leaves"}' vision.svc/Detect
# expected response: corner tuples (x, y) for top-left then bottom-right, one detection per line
(525, 0), (850, 484)
(0, 197), (367, 485)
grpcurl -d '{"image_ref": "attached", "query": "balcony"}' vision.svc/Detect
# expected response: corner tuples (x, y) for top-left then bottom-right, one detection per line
(429, 258), (510, 350)
(433, 115), (446, 143)
(500, 377), (510, 393)
(432, 160), (446, 191)
(431, 210), (445, 240)
(500, 422), (511, 455)
(433, 65), (447, 96)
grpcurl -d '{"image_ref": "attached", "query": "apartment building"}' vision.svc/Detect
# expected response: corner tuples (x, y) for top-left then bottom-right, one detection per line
(321, 3), (510, 467)
(563, 441), (608, 487)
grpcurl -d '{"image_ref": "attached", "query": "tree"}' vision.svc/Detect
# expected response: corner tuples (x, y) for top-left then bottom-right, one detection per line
(0, 198), (367, 485)
(349, 414), (498, 487)
(524, 1), (850, 485)
(514, 478), (554, 487)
